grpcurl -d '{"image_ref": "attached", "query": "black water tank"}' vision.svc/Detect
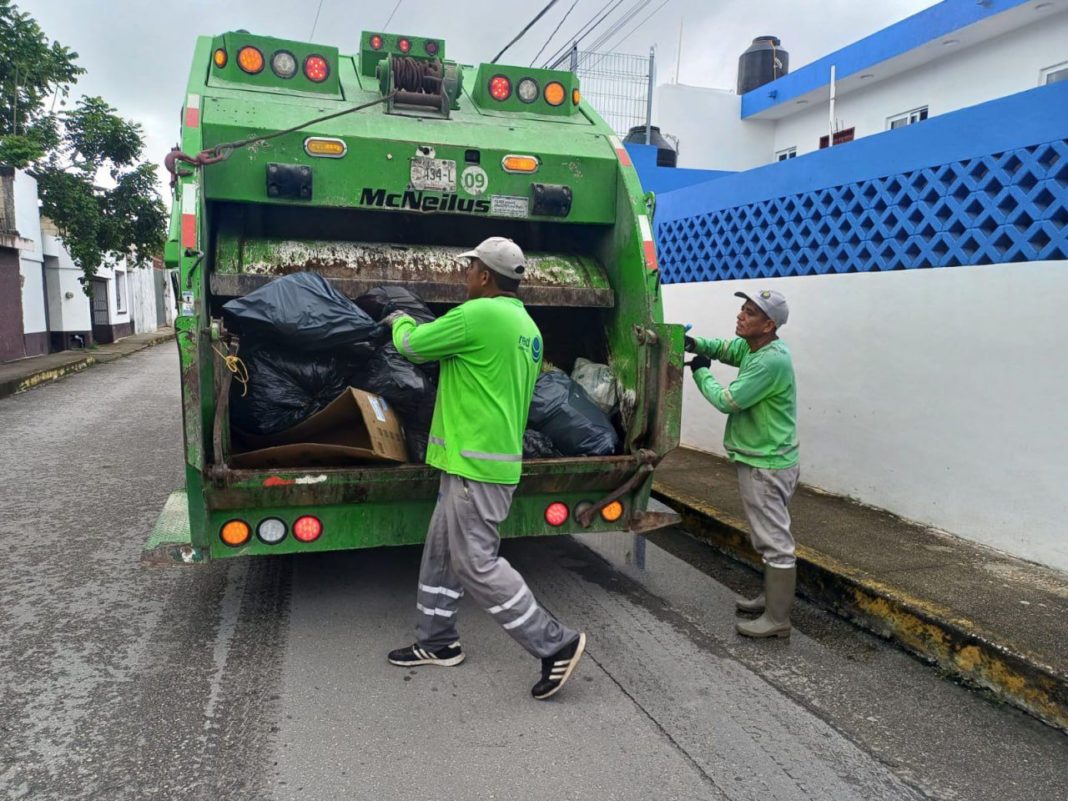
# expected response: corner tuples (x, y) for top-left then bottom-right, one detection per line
(623, 125), (678, 168)
(737, 36), (789, 95)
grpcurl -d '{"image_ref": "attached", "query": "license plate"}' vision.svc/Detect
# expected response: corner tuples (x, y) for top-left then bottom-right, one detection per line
(410, 157), (456, 191)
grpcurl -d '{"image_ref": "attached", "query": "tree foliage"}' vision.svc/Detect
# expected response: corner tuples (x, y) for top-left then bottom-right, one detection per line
(0, 0), (166, 288)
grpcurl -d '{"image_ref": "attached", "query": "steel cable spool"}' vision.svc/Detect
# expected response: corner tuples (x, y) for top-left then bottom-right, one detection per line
(391, 57), (443, 93)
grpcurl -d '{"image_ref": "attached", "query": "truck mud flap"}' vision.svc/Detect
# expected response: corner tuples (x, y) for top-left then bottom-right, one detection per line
(142, 489), (209, 566)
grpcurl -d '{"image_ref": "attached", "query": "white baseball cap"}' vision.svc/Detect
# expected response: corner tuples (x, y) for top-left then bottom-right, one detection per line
(458, 237), (526, 281)
(735, 289), (789, 327)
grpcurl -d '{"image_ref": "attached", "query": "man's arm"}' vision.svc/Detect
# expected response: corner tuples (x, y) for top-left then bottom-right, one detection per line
(693, 359), (778, 414)
(692, 336), (747, 366)
(391, 306), (469, 364)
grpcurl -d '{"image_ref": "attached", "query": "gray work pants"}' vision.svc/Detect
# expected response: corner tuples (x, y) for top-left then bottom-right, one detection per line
(736, 464), (800, 568)
(415, 472), (579, 659)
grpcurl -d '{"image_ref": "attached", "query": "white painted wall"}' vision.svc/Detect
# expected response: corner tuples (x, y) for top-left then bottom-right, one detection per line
(13, 170), (46, 335)
(42, 231), (92, 333)
(771, 10), (1068, 158)
(664, 259), (1068, 571)
(93, 261), (131, 327)
(653, 84), (774, 171)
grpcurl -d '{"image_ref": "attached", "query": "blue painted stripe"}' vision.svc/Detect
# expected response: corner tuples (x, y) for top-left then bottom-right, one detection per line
(654, 82), (1068, 283)
(742, 0), (1034, 118)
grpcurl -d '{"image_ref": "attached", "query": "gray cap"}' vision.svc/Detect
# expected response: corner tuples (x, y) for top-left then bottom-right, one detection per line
(458, 237), (526, 281)
(735, 289), (789, 327)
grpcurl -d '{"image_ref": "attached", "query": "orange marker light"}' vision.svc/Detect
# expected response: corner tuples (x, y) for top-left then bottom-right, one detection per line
(221, 519), (251, 547)
(304, 137), (347, 158)
(572, 88), (581, 106)
(501, 154), (539, 173)
(237, 46), (264, 74)
(544, 81), (566, 106)
(213, 48), (228, 68)
(600, 500), (624, 523)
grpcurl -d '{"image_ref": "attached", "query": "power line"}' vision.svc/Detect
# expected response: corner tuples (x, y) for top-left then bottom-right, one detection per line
(543, 0), (626, 68)
(540, 0), (622, 67)
(382, 0), (403, 30)
(584, 0), (654, 53)
(309, 0), (325, 40)
(602, 0), (672, 52)
(490, 0), (561, 65)
(529, 0), (582, 67)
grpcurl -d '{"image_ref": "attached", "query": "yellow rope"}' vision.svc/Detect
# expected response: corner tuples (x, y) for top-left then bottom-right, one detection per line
(213, 345), (250, 397)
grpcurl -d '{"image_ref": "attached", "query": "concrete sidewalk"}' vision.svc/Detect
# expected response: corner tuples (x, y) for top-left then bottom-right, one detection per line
(0, 328), (175, 399)
(652, 447), (1068, 733)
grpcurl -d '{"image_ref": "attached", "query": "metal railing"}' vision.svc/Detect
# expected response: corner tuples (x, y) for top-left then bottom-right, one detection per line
(568, 47), (655, 139)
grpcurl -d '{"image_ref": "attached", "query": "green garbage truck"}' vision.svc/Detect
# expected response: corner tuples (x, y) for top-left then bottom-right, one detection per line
(146, 29), (683, 564)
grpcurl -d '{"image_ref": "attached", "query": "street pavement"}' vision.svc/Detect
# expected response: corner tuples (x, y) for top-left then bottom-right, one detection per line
(1, 345), (1065, 801)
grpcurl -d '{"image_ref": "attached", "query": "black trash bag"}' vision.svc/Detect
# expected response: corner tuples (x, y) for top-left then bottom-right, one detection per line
(230, 341), (351, 436)
(349, 345), (437, 462)
(355, 286), (436, 325)
(528, 371), (620, 457)
(222, 272), (381, 351)
(523, 429), (561, 459)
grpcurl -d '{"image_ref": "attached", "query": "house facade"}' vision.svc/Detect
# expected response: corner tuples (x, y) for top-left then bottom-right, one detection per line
(636, 0), (1068, 570)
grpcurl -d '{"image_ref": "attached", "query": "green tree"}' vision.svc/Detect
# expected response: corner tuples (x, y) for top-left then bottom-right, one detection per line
(0, 0), (166, 287)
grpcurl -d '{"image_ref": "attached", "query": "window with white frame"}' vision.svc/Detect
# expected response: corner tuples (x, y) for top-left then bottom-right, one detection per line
(1040, 61), (1068, 85)
(115, 270), (127, 313)
(887, 106), (928, 130)
(776, 147), (797, 162)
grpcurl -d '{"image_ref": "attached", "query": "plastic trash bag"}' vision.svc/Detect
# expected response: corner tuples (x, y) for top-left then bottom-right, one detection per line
(355, 286), (436, 325)
(571, 357), (618, 415)
(349, 345), (437, 462)
(527, 371), (619, 457)
(523, 429), (561, 459)
(222, 272), (381, 351)
(230, 342), (351, 436)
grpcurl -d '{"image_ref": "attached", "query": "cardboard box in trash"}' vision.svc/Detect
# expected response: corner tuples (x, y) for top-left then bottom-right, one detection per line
(230, 387), (409, 469)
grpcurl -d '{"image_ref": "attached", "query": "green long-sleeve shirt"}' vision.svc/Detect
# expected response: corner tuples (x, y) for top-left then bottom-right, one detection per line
(691, 336), (798, 469)
(392, 296), (542, 484)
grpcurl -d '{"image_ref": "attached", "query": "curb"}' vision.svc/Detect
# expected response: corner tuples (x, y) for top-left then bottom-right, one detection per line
(0, 332), (175, 400)
(652, 481), (1068, 733)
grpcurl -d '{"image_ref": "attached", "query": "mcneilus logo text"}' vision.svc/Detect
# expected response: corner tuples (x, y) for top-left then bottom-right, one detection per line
(360, 187), (492, 214)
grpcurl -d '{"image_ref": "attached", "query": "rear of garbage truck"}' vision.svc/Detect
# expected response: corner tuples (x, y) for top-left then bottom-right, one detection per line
(145, 30), (683, 565)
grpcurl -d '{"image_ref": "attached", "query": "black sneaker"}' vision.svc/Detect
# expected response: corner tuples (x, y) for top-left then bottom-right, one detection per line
(531, 632), (587, 700)
(387, 642), (465, 667)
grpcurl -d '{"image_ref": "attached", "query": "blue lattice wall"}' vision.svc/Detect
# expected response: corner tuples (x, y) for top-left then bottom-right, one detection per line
(654, 84), (1068, 284)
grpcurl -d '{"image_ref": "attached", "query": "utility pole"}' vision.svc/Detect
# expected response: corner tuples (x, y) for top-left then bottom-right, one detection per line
(645, 47), (656, 144)
(674, 20), (683, 84)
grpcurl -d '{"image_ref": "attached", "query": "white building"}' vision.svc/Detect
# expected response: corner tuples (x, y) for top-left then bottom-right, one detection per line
(0, 166), (172, 360)
(638, 0), (1068, 571)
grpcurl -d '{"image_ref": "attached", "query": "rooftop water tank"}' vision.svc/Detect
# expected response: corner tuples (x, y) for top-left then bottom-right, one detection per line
(737, 36), (789, 95)
(623, 125), (678, 168)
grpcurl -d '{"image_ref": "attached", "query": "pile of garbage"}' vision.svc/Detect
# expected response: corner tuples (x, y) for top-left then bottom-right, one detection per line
(224, 273), (437, 462)
(222, 272), (622, 465)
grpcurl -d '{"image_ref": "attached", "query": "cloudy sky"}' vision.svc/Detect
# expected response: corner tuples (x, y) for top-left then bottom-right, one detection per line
(21, 0), (936, 199)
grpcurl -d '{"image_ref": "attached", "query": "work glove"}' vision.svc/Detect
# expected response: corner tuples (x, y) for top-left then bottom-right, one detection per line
(688, 355), (711, 372)
(381, 311), (406, 327)
(684, 335), (697, 353)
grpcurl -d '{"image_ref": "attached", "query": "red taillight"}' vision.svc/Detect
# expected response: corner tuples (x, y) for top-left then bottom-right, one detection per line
(489, 74), (511, 101)
(425, 40), (439, 56)
(293, 515), (323, 542)
(370, 34), (384, 50)
(304, 54), (330, 83)
(398, 38), (412, 54)
(545, 502), (569, 527)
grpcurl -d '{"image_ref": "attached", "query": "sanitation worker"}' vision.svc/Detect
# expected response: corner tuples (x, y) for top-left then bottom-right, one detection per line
(685, 289), (799, 638)
(382, 236), (586, 699)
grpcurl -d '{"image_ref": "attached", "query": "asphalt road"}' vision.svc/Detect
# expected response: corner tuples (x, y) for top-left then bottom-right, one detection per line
(1, 345), (1065, 801)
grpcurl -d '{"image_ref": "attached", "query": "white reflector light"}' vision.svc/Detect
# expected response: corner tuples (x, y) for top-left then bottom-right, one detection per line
(257, 517), (287, 544)
(517, 78), (539, 104)
(271, 51), (297, 79)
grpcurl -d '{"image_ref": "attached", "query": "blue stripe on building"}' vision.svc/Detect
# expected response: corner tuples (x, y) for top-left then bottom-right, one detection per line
(649, 81), (1068, 284)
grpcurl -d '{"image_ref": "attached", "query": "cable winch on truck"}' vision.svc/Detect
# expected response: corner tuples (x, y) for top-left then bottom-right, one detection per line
(145, 27), (683, 565)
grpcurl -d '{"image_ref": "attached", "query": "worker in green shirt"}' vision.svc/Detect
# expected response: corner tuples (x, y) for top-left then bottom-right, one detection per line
(382, 237), (586, 700)
(686, 289), (799, 638)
